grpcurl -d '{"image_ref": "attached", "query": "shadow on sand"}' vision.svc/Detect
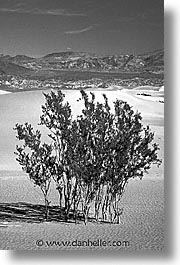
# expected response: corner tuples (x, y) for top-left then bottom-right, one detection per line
(0, 202), (110, 224)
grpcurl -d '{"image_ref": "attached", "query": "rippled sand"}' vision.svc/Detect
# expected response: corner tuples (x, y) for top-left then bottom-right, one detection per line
(0, 176), (164, 251)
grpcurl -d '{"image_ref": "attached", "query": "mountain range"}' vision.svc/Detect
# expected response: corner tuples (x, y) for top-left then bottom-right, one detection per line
(0, 49), (164, 77)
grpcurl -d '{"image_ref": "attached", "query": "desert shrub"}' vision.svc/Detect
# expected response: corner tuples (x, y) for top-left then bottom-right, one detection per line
(14, 123), (56, 220)
(14, 89), (161, 224)
(39, 90), (80, 221)
(72, 91), (161, 223)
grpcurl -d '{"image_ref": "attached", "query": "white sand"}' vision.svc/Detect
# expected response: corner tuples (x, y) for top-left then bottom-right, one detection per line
(159, 86), (164, 92)
(0, 176), (164, 250)
(133, 85), (160, 91)
(0, 87), (164, 171)
(0, 90), (11, 95)
(0, 87), (164, 251)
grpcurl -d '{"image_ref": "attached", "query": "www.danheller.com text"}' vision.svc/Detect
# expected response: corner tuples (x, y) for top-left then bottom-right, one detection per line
(36, 239), (130, 248)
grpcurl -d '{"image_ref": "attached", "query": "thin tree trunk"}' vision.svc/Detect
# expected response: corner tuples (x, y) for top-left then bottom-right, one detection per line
(57, 187), (63, 218)
(41, 186), (50, 221)
(95, 189), (102, 222)
(44, 195), (49, 221)
(84, 205), (90, 225)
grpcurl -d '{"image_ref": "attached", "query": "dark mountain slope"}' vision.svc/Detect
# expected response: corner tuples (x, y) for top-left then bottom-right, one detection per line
(0, 49), (164, 77)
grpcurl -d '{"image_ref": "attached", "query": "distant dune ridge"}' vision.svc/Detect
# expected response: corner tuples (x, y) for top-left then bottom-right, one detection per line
(133, 85), (160, 91)
(159, 86), (164, 92)
(0, 89), (11, 95)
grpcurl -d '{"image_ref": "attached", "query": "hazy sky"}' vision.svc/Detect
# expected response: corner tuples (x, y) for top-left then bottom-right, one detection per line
(0, 0), (164, 56)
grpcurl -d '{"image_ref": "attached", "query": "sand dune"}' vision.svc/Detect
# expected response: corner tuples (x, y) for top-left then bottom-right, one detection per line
(0, 87), (164, 251)
(0, 90), (11, 95)
(123, 86), (164, 104)
(159, 86), (164, 92)
(0, 88), (164, 171)
(85, 85), (125, 91)
(64, 88), (164, 119)
(133, 85), (160, 91)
